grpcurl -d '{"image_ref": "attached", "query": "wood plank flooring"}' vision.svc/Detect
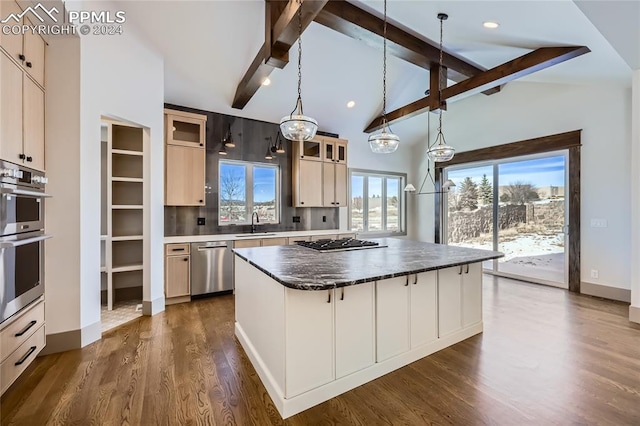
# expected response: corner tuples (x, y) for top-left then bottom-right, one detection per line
(2, 276), (639, 425)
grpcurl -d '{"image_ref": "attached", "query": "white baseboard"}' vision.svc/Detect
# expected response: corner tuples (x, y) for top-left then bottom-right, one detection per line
(142, 296), (165, 316)
(236, 321), (483, 419)
(630, 305), (640, 324)
(581, 281), (631, 303)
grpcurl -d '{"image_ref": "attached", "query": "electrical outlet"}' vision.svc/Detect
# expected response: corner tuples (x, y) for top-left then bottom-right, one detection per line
(322, 215), (327, 223)
(197, 217), (205, 226)
(590, 269), (599, 279)
(292, 216), (301, 223)
(590, 218), (607, 228)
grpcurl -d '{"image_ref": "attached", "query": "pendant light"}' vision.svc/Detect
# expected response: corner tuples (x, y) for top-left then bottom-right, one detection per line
(368, 0), (400, 154)
(218, 144), (228, 156)
(426, 13), (455, 163)
(280, 0), (318, 141)
(275, 131), (285, 154)
(223, 123), (235, 148)
(264, 137), (274, 160)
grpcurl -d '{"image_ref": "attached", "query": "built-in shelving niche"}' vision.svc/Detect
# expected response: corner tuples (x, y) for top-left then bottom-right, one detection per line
(100, 120), (147, 329)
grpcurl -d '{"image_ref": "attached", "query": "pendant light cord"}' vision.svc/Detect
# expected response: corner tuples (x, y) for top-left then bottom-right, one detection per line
(381, 0), (388, 131)
(436, 14), (444, 144)
(291, 0), (304, 117)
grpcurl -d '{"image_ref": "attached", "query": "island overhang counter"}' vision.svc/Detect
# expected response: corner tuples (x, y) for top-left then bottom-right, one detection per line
(233, 238), (503, 419)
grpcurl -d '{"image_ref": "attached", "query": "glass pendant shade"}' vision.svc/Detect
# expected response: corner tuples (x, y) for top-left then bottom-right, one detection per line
(224, 140), (235, 148)
(427, 130), (455, 162)
(368, 127), (400, 154)
(279, 114), (318, 142)
(218, 145), (227, 156)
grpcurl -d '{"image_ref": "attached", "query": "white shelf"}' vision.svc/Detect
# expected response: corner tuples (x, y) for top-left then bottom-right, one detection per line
(112, 264), (143, 273)
(112, 149), (143, 156)
(111, 205), (143, 210)
(112, 177), (143, 183)
(111, 235), (143, 242)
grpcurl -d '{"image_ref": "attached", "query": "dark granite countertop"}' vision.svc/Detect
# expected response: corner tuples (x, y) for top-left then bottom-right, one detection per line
(233, 238), (503, 290)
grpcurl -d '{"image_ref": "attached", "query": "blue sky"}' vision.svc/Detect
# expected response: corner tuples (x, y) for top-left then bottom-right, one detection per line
(447, 155), (566, 187)
(220, 163), (277, 202)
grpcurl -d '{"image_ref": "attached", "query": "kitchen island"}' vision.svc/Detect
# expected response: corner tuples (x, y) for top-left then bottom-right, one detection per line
(233, 238), (503, 418)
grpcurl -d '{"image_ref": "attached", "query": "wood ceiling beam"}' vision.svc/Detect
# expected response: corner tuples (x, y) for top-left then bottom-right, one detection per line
(233, 0), (328, 110)
(364, 46), (591, 133)
(313, 0), (497, 91)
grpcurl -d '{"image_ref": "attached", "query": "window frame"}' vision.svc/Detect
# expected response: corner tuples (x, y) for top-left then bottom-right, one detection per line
(218, 159), (281, 225)
(348, 168), (407, 236)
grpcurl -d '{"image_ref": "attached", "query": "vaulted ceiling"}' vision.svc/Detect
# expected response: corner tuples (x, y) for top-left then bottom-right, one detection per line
(123, 0), (634, 146)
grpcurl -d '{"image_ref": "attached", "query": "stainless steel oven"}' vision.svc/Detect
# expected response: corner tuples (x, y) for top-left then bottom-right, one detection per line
(0, 160), (50, 323)
(0, 160), (48, 235)
(0, 231), (51, 323)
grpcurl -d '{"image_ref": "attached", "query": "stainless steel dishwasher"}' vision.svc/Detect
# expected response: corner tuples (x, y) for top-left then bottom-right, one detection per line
(190, 241), (234, 297)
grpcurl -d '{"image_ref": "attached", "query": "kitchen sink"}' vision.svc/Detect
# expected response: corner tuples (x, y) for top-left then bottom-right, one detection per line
(235, 233), (277, 238)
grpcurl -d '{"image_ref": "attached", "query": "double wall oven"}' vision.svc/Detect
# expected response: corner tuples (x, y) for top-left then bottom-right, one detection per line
(0, 160), (51, 323)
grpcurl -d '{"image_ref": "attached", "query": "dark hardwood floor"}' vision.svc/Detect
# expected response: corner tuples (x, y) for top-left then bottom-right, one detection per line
(2, 276), (639, 425)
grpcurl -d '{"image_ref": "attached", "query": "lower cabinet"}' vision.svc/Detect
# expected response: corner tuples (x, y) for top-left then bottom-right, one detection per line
(285, 288), (334, 398)
(165, 243), (190, 302)
(335, 282), (375, 378)
(376, 276), (410, 362)
(410, 271), (438, 348)
(438, 262), (483, 337)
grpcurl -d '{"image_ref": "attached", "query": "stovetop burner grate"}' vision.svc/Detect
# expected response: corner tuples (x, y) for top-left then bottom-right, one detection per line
(296, 238), (384, 252)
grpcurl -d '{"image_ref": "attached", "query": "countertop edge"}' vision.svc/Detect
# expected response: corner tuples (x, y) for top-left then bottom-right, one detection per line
(164, 229), (353, 244)
(233, 251), (503, 291)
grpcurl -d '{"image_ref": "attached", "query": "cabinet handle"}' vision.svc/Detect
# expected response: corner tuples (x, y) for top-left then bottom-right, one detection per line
(172, 248), (185, 251)
(340, 288), (344, 300)
(327, 290), (331, 303)
(413, 274), (418, 285)
(26, 156), (33, 162)
(335, 202), (340, 205)
(199, 200), (203, 203)
(14, 346), (37, 366)
(458, 266), (463, 275)
(199, 143), (203, 147)
(26, 61), (32, 68)
(405, 276), (409, 286)
(18, 54), (25, 61)
(465, 264), (470, 274)
(15, 320), (37, 337)
(19, 153), (26, 160)
(300, 202), (304, 205)
(183, 257), (188, 262)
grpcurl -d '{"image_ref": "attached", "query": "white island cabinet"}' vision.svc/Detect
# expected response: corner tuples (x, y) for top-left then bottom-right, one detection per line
(233, 238), (502, 419)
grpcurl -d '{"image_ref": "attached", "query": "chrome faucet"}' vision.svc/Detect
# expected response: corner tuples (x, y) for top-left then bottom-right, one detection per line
(251, 212), (260, 233)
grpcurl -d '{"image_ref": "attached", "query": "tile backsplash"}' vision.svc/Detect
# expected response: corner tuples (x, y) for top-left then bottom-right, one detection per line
(164, 104), (340, 236)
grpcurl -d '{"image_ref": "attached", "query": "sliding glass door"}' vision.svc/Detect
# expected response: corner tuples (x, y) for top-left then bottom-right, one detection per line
(445, 152), (568, 288)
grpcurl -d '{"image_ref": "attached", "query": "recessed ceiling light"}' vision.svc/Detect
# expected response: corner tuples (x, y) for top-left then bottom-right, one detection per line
(346, 100), (356, 108)
(483, 21), (499, 29)
(262, 77), (271, 86)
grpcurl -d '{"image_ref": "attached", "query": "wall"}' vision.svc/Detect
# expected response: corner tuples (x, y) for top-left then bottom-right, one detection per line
(414, 81), (632, 293)
(631, 69), (640, 323)
(164, 105), (338, 236)
(45, 0), (165, 351)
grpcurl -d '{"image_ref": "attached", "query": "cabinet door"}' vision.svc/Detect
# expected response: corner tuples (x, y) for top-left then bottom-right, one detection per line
(462, 263), (483, 327)
(334, 163), (347, 207)
(261, 237), (287, 247)
(0, 52), (23, 164)
(285, 288), (334, 398)
(438, 266), (463, 337)
(166, 115), (205, 148)
(22, 18), (45, 87)
(297, 159), (322, 207)
(299, 139), (322, 161)
(0, 1), (23, 63)
(335, 283), (375, 378)
(322, 162), (335, 206)
(165, 255), (190, 298)
(233, 239), (262, 248)
(336, 141), (347, 164)
(165, 145), (205, 206)
(410, 272), (438, 348)
(23, 76), (45, 171)
(376, 276), (410, 362)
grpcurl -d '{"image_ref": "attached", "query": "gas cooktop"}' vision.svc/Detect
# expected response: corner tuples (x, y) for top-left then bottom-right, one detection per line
(296, 238), (386, 252)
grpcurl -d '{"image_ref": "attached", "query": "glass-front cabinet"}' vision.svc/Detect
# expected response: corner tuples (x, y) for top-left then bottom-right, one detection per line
(165, 114), (206, 148)
(298, 139), (322, 161)
(324, 138), (348, 164)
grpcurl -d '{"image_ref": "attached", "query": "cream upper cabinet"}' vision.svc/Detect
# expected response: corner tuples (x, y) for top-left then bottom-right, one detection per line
(23, 76), (45, 172)
(0, 52), (23, 165)
(22, 17), (45, 87)
(297, 138), (323, 161)
(324, 137), (348, 164)
(293, 159), (323, 207)
(164, 109), (207, 206)
(0, 1), (23, 63)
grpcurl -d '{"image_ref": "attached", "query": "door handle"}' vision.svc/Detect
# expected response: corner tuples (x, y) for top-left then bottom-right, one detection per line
(413, 274), (418, 285)
(327, 290), (331, 303)
(0, 234), (52, 248)
(340, 288), (344, 300)
(15, 320), (37, 337)
(0, 187), (52, 198)
(465, 264), (470, 274)
(458, 265), (463, 275)
(405, 276), (409, 286)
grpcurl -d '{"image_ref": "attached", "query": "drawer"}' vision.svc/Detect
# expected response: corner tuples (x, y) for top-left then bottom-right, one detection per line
(233, 239), (262, 249)
(1, 324), (45, 395)
(261, 237), (288, 247)
(165, 243), (190, 256)
(338, 233), (357, 240)
(288, 237), (310, 245)
(1, 300), (45, 362)
(311, 235), (338, 241)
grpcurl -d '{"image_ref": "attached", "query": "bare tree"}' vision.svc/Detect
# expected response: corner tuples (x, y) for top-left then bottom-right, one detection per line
(352, 196), (363, 211)
(220, 169), (244, 221)
(448, 188), (463, 212)
(502, 181), (539, 205)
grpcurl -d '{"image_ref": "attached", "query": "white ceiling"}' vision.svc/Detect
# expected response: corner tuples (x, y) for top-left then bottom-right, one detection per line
(121, 0), (634, 146)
